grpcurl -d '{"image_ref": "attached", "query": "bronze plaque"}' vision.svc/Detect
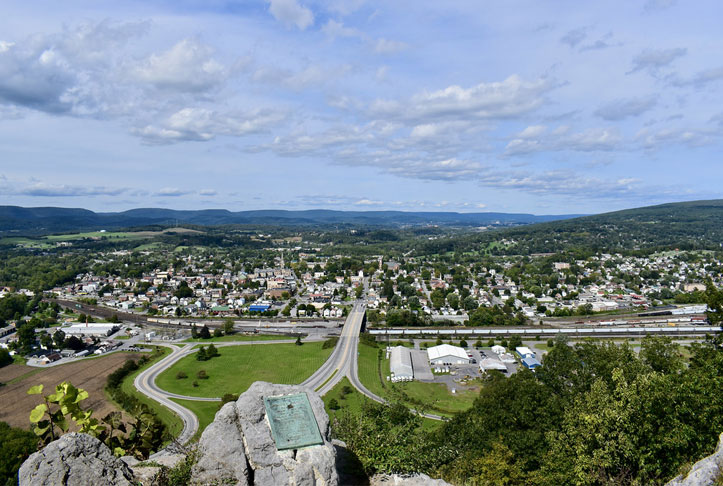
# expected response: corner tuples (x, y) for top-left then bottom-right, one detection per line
(264, 393), (323, 450)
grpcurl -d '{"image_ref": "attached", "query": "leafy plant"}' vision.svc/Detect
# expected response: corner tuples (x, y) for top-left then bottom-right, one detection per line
(27, 381), (104, 445)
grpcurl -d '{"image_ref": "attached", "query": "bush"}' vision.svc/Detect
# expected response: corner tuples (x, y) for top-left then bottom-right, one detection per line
(175, 371), (187, 379)
(322, 337), (339, 349)
(192, 381), (199, 388)
(329, 398), (340, 410)
(196, 370), (208, 380)
(0, 421), (37, 486)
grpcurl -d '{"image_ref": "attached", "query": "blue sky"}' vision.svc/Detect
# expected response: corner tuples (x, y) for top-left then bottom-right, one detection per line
(1, 0), (722, 214)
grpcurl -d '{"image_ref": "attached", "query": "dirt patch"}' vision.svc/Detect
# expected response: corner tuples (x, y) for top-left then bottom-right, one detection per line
(0, 352), (140, 429)
(0, 363), (34, 383)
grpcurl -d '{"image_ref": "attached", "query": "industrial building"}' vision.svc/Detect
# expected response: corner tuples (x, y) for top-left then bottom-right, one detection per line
(515, 346), (535, 359)
(249, 303), (271, 312)
(390, 345), (414, 381)
(521, 356), (542, 370)
(62, 323), (119, 337)
(480, 358), (507, 373)
(427, 344), (470, 365)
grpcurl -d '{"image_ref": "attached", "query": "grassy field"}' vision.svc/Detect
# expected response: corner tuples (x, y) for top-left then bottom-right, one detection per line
(156, 342), (333, 398)
(183, 334), (290, 343)
(118, 348), (184, 440)
(170, 398), (220, 442)
(323, 377), (367, 419)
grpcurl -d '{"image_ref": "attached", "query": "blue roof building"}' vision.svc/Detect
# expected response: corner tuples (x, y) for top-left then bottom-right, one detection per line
(521, 356), (541, 370)
(249, 304), (271, 312)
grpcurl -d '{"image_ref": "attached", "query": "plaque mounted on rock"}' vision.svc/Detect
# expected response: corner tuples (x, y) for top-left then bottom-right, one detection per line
(264, 392), (323, 450)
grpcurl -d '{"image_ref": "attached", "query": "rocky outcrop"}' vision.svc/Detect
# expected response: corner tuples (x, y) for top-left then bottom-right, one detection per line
(18, 433), (135, 486)
(666, 432), (723, 486)
(191, 381), (338, 486)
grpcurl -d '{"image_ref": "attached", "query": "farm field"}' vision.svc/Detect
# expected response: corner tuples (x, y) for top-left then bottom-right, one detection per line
(0, 352), (140, 429)
(155, 342), (333, 398)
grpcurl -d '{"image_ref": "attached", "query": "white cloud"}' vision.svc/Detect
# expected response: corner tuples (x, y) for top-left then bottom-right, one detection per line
(131, 39), (227, 93)
(14, 182), (127, 197)
(134, 107), (285, 144)
(322, 19), (362, 39)
(371, 75), (555, 122)
(199, 189), (218, 196)
(628, 47), (686, 74)
(560, 28), (587, 48)
(266, 0), (314, 30)
(154, 187), (192, 197)
(505, 126), (622, 155)
(374, 38), (408, 54)
(594, 96), (657, 120)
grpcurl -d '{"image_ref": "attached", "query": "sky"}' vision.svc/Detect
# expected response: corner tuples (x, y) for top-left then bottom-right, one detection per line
(1, 0), (722, 215)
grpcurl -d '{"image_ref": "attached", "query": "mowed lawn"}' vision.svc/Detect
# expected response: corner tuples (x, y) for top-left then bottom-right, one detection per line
(156, 342), (333, 398)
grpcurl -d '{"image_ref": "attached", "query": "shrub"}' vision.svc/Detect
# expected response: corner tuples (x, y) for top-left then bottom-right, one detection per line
(196, 370), (208, 380)
(175, 371), (187, 379)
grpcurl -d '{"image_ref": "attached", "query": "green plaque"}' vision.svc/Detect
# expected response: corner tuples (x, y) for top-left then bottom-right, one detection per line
(264, 393), (323, 450)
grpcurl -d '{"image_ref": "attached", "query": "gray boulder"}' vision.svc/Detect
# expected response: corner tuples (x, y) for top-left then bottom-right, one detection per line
(191, 381), (338, 486)
(666, 432), (723, 486)
(18, 433), (135, 486)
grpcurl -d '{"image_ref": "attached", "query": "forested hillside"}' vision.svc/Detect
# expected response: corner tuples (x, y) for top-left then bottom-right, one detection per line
(419, 199), (723, 256)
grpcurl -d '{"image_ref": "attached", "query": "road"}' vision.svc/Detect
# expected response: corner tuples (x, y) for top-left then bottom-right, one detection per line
(134, 343), (201, 450)
(133, 338), (313, 452)
(302, 302), (372, 396)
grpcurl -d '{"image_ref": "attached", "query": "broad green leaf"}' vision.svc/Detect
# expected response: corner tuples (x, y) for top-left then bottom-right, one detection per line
(29, 404), (47, 423)
(75, 390), (89, 402)
(27, 385), (44, 395)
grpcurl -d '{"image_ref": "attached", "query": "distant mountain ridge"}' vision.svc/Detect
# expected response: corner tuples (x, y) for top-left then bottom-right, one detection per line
(0, 205), (584, 234)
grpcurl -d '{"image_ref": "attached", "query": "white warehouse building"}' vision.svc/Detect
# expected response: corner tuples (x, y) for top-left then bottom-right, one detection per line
(390, 346), (414, 381)
(62, 323), (119, 337)
(427, 344), (470, 365)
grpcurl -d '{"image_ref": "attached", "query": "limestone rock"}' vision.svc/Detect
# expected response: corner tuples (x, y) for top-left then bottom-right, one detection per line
(191, 381), (338, 486)
(18, 433), (135, 486)
(666, 432), (723, 486)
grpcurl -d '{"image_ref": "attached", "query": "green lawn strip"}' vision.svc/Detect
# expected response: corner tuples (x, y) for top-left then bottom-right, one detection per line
(183, 334), (290, 343)
(6, 367), (44, 385)
(356, 343), (388, 399)
(155, 342), (333, 398)
(388, 381), (478, 416)
(169, 398), (220, 442)
(323, 377), (366, 418)
(315, 369), (338, 392)
(116, 347), (184, 440)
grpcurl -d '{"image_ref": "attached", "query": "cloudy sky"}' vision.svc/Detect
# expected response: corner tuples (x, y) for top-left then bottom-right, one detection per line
(1, 0), (722, 214)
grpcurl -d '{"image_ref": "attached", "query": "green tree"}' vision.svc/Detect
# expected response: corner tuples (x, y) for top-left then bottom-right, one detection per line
(223, 319), (235, 335)
(196, 346), (207, 361)
(0, 349), (12, 368)
(0, 421), (37, 486)
(199, 325), (211, 339)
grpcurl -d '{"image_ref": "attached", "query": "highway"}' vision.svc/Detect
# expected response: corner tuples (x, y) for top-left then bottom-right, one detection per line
(302, 302), (371, 396)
